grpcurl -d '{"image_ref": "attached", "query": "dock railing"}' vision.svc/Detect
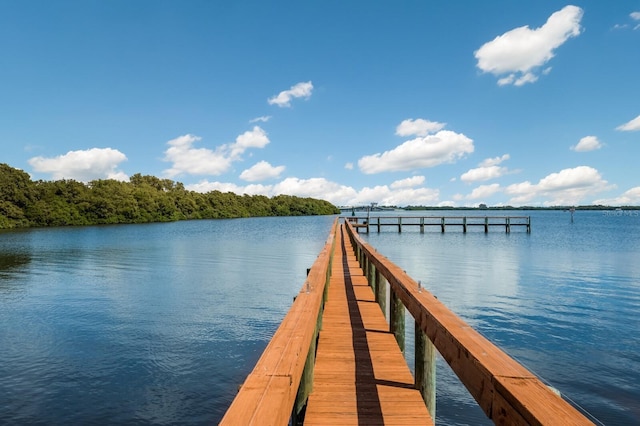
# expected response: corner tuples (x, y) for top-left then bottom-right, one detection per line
(219, 218), (338, 425)
(343, 219), (593, 425)
(346, 215), (531, 233)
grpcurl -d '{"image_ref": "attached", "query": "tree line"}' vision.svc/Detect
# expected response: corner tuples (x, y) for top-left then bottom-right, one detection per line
(0, 164), (339, 229)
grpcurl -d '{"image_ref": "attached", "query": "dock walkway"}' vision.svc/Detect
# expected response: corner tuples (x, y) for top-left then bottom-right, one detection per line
(304, 225), (433, 425)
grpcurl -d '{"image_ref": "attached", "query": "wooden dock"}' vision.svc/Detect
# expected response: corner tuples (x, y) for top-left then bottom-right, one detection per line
(346, 215), (531, 233)
(221, 218), (593, 426)
(304, 225), (433, 424)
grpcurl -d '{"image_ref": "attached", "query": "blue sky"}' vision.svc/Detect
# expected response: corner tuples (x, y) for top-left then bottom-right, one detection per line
(2, 1), (639, 207)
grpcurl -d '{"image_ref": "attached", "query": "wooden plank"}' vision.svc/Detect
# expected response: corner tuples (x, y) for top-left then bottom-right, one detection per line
(343, 220), (593, 425)
(305, 224), (433, 425)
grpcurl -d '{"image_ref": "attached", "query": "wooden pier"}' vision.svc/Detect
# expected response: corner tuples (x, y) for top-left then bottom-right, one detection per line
(221, 218), (592, 425)
(346, 215), (531, 233)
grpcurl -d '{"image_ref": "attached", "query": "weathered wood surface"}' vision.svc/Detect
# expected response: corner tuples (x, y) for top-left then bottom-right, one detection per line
(219, 219), (337, 425)
(343, 220), (593, 426)
(305, 225), (433, 425)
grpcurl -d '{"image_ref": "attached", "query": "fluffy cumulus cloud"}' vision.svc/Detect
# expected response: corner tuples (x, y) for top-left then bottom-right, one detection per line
(390, 175), (425, 189)
(395, 119), (446, 137)
(571, 136), (603, 152)
(239, 161), (285, 182)
(505, 166), (613, 205)
(28, 148), (128, 181)
(594, 187), (640, 206)
(467, 183), (501, 200)
(461, 154), (510, 182)
(163, 127), (269, 178)
(475, 5), (583, 86)
(268, 81), (314, 107)
(616, 114), (640, 131)
(358, 120), (474, 174)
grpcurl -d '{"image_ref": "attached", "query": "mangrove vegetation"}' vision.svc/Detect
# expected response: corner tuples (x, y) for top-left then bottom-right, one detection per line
(0, 164), (339, 229)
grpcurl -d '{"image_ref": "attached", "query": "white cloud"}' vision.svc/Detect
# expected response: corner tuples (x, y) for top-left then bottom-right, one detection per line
(229, 126), (270, 159)
(239, 161), (285, 182)
(616, 114), (640, 131)
(249, 115), (271, 123)
(461, 154), (510, 182)
(344, 162), (354, 170)
(163, 134), (231, 178)
(28, 147), (128, 182)
(571, 136), (603, 152)
(505, 166), (613, 205)
(594, 187), (640, 206)
(163, 127), (269, 178)
(186, 175), (440, 207)
(358, 130), (474, 174)
(395, 119), (446, 137)
(475, 5), (583, 86)
(467, 183), (501, 200)
(480, 154), (510, 167)
(268, 81), (313, 107)
(390, 176), (425, 189)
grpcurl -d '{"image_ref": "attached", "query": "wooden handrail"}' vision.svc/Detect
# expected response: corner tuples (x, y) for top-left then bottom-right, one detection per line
(343, 220), (593, 425)
(220, 218), (338, 425)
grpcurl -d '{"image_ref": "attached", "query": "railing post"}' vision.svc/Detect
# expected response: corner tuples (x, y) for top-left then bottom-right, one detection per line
(484, 216), (488, 233)
(293, 314), (319, 423)
(398, 217), (402, 233)
(420, 217), (424, 233)
(527, 216), (531, 233)
(375, 269), (386, 319)
(506, 216), (511, 233)
(415, 322), (436, 419)
(463, 216), (467, 233)
(440, 217), (445, 233)
(390, 288), (405, 354)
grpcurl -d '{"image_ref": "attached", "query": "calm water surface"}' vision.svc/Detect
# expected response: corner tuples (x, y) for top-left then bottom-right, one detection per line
(0, 211), (638, 425)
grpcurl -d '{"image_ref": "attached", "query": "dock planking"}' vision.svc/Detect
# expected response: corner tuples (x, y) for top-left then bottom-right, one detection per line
(304, 225), (433, 425)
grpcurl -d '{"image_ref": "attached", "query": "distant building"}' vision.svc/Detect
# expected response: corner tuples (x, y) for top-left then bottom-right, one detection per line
(479, 203), (488, 210)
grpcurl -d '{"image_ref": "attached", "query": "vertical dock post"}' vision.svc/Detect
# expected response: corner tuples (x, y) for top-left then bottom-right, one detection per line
(420, 217), (425, 233)
(376, 217), (381, 233)
(375, 269), (386, 318)
(463, 216), (467, 233)
(527, 216), (531, 233)
(506, 217), (511, 233)
(484, 216), (489, 233)
(398, 217), (402, 233)
(440, 217), (445, 233)
(415, 322), (436, 418)
(390, 289), (405, 353)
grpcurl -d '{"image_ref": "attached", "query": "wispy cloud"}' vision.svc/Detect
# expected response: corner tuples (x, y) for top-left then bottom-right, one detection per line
(475, 5), (583, 86)
(616, 114), (640, 131)
(249, 115), (271, 123)
(268, 81), (314, 107)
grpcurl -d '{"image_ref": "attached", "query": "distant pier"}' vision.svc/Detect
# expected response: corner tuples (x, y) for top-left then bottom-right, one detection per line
(345, 215), (531, 233)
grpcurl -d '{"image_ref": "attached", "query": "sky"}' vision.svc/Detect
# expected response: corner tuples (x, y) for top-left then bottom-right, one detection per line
(1, 1), (639, 207)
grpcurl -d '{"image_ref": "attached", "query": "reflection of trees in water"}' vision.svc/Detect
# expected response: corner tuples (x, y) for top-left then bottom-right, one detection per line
(0, 251), (31, 277)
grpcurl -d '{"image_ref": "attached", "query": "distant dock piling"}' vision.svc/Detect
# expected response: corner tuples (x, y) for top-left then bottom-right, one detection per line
(345, 215), (531, 234)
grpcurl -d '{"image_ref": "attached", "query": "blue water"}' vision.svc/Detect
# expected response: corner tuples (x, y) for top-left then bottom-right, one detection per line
(0, 211), (638, 425)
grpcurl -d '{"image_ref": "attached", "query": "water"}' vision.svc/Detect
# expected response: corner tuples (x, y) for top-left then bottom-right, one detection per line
(359, 210), (640, 425)
(0, 211), (638, 425)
